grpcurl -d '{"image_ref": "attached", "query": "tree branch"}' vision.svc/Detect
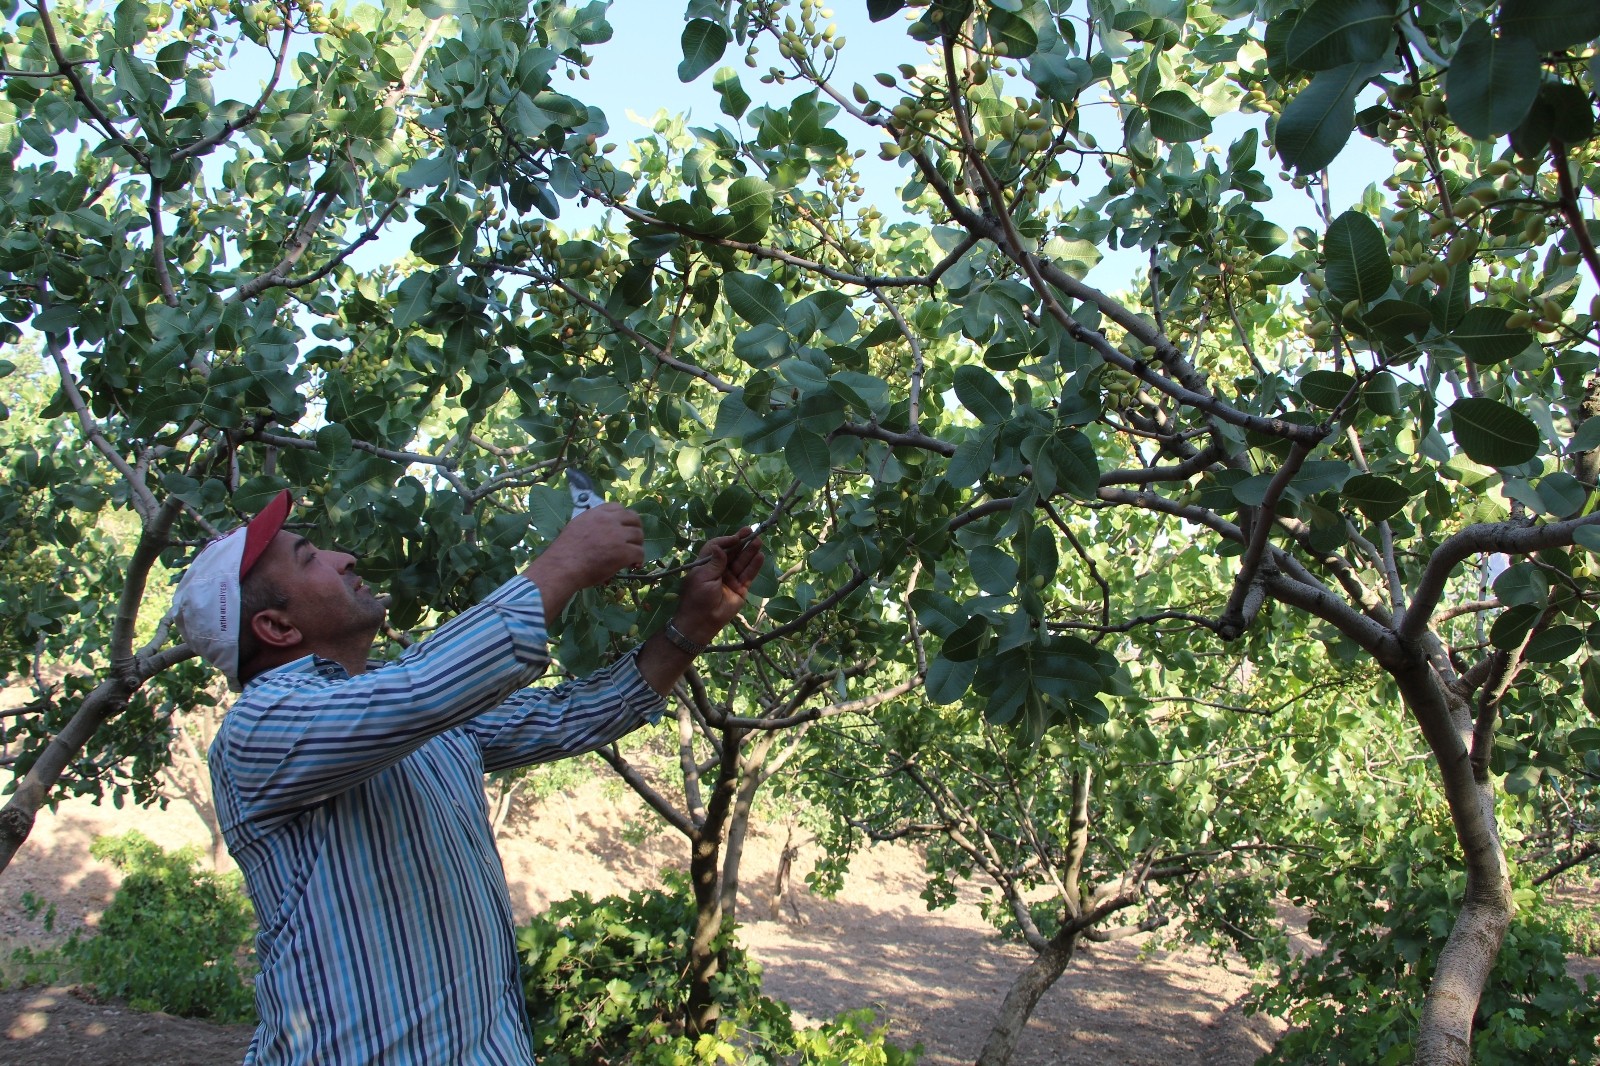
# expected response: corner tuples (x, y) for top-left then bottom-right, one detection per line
(1400, 514), (1600, 643)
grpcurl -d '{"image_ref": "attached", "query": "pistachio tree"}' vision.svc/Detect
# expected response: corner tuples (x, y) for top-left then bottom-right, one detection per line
(4, 1), (1600, 1063)
(0, 0), (621, 864)
(463, 2), (1599, 1061)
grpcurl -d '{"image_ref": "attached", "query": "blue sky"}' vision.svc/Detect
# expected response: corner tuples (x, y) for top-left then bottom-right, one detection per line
(545, 3), (1382, 291)
(206, 3), (1394, 294)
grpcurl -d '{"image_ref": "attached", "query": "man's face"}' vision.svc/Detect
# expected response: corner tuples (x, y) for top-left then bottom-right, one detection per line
(253, 529), (387, 650)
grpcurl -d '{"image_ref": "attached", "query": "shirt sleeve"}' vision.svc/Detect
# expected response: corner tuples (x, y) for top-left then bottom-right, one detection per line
(464, 647), (667, 773)
(217, 576), (553, 820)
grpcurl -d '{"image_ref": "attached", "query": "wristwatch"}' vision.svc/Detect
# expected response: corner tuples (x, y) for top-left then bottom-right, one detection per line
(662, 622), (708, 656)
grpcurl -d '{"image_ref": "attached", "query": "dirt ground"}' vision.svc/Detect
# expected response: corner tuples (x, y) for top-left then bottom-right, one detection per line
(0, 779), (1290, 1066)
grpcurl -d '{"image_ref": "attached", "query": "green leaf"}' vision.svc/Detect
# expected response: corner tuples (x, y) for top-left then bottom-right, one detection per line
(867, 0), (906, 22)
(785, 428), (831, 488)
(398, 153), (453, 190)
(1364, 299), (1432, 340)
(1491, 603), (1540, 650)
(1503, 764), (1540, 795)
(953, 365), (1013, 424)
(985, 8), (1038, 58)
(678, 19), (728, 83)
(712, 66), (751, 119)
(1582, 656), (1600, 714)
(1446, 20), (1540, 140)
(1041, 235), (1102, 280)
(1574, 524), (1600, 553)
(1301, 369), (1356, 409)
(726, 176), (774, 242)
(1364, 372), (1403, 416)
(315, 423), (352, 460)
(1450, 306), (1533, 364)
(1275, 61), (1382, 174)
(943, 615), (990, 662)
(1569, 726), (1600, 754)
(1498, 0), (1600, 53)
(1242, 220), (1288, 255)
(723, 271), (786, 328)
(1536, 472), (1587, 518)
(1033, 429), (1100, 499)
(1323, 211), (1391, 304)
(1292, 460), (1355, 496)
(1343, 473), (1409, 521)
(1146, 90), (1212, 142)
(710, 485), (753, 531)
(410, 222), (461, 266)
(1284, 0), (1396, 71)
(1433, 260), (1472, 331)
(1569, 419), (1600, 455)
(1231, 473), (1275, 508)
(925, 655), (977, 704)
(1029, 648), (1101, 698)
(910, 589), (969, 638)
(947, 425), (999, 487)
(1449, 398), (1542, 467)
(969, 545), (1018, 594)
(392, 271), (436, 329)
(1028, 52), (1094, 105)
(1495, 562), (1549, 608)
(1526, 624), (1583, 663)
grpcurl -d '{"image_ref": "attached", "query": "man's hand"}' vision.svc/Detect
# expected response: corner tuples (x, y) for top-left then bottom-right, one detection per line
(672, 528), (765, 646)
(523, 503), (644, 619)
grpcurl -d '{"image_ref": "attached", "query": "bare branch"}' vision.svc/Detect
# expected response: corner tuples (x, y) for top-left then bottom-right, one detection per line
(1400, 514), (1600, 643)
(1532, 842), (1600, 887)
(33, 0), (146, 166)
(1218, 440), (1319, 640)
(147, 178), (180, 307)
(230, 190), (341, 303)
(173, 21), (293, 162)
(492, 262), (736, 393)
(42, 321), (160, 521)
(595, 743), (695, 838)
(278, 200), (404, 290)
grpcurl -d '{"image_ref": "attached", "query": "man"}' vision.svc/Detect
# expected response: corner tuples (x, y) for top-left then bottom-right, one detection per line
(171, 488), (763, 1065)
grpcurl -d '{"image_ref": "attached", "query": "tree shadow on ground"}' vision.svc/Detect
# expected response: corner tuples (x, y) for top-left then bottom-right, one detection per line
(741, 873), (1283, 1066)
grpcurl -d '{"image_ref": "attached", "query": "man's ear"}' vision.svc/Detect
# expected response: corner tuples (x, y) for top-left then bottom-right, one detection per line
(250, 608), (301, 651)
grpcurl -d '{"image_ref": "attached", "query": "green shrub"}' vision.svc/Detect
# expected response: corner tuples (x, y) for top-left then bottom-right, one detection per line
(62, 831), (257, 1023)
(518, 874), (918, 1065)
(1254, 869), (1600, 1066)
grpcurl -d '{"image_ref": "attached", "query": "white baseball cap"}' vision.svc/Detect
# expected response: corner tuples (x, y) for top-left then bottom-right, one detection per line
(171, 490), (293, 690)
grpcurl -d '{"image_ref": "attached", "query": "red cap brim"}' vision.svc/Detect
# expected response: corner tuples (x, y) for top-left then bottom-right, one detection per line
(239, 490), (292, 579)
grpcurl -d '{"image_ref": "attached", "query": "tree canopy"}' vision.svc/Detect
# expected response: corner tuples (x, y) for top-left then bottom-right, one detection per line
(2, 1), (1599, 1062)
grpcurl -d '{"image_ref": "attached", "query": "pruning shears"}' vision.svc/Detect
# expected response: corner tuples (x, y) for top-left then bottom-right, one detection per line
(568, 468), (602, 518)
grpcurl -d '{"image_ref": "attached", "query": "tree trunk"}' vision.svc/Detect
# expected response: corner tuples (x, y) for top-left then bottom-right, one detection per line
(718, 732), (775, 926)
(0, 498), (185, 877)
(687, 828), (726, 1036)
(1396, 671), (1515, 1065)
(686, 726), (744, 1037)
(0, 647), (191, 874)
(975, 925), (1081, 1066)
(1414, 772), (1512, 1064)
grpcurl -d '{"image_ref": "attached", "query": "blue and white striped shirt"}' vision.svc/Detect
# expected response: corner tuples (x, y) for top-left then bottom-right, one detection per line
(210, 576), (665, 1065)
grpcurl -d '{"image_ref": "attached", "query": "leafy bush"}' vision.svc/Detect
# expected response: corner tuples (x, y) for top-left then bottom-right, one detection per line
(50, 831), (257, 1022)
(1254, 866), (1600, 1066)
(518, 875), (918, 1065)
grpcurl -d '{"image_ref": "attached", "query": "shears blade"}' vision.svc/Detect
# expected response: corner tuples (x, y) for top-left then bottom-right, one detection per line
(568, 468), (602, 517)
